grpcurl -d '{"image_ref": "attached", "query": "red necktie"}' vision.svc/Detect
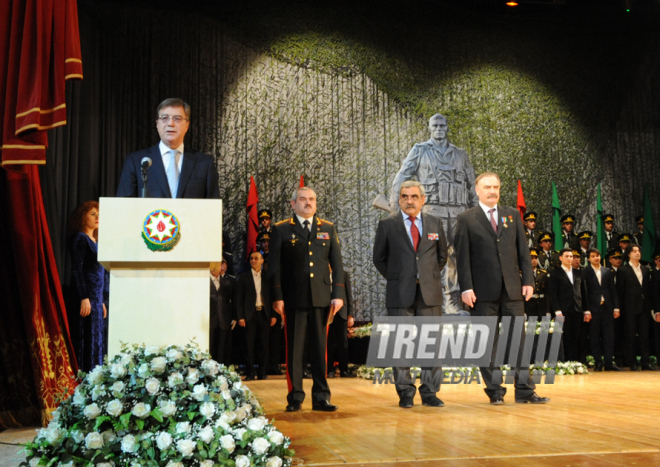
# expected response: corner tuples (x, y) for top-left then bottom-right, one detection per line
(488, 208), (497, 232)
(410, 216), (420, 251)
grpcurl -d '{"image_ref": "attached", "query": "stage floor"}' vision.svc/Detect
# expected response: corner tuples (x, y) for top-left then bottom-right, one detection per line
(3, 371), (660, 466)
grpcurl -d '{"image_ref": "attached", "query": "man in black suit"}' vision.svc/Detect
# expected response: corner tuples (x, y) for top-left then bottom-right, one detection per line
(210, 260), (234, 366)
(116, 98), (219, 199)
(268, 187), (345, 412)
(650, 253), (660, 361)
(236, 251), (276, 380)
(548, 249), (589, 363)
(617, 244), (657, 370)
(454, 172), (548, 405)
(582, 248), (621, 371)
(373, 180), (448, 408)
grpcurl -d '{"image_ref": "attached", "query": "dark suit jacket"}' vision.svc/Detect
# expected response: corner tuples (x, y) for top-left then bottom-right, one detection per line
(268, 215), (345, 309)
(116, 144), (220, 198)
(210, 275), (233, 330)
(236, 269), (273, 322)
(454, 204), (533, 302)
(582, 265), (619, 313)
(335, 272), (354, 320)
(548, 267), (588, 314)
(652, 268), (660, 313)
(373, 211), (447, 308)
(617, 264), (652, 316)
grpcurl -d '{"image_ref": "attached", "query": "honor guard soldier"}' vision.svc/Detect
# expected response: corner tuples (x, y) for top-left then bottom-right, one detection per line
(608, 248), (625, 365)
(634, 215), (644, 246)
(577, 231), (593, 268)
(537, 232), (559, 271)
(560, 214), (580, 250)
(259, 209), (273, 234)
(525, 248), (550, 319)
(617, 233), (633, 262)
(572, 249), (583, 270)
(602, 214), (619, 250)
(524, 211), (538, 248)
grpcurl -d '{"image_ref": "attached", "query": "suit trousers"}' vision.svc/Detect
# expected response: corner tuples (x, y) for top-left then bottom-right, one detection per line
(285, 307), (330, 404)
(327, 315), (349, 374)
(245, 311), (270, 376)
(590, 304), (614, 368)
(210, 327), (233, 367)
(388, 284), (442, 400)
(563, 312), (588, 363)
(624, 310), (650, 367)
(472, 287), (536, 398)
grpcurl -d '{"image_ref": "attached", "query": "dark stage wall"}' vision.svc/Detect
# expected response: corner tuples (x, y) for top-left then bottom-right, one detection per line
(41, 0), (660, 321)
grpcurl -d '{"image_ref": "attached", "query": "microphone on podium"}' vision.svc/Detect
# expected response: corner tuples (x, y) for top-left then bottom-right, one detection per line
(140, 157), (152, 198)
(141, 157), (152, 170)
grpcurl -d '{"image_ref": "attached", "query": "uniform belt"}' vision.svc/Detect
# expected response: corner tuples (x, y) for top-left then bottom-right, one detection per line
(255, 306), (264, 311)
(532, 294), (545, 299)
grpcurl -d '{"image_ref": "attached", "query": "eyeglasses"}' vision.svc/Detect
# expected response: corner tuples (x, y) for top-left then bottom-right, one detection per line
(158, 115), (188, 124)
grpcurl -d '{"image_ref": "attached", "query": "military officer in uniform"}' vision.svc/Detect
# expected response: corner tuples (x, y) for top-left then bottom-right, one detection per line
(617, 233), (633, 260)
(268, 186), (346, 412)
(633, 216), (644, 246)
(525, 248), (550, 319)
(390, 114), (478, 314)
(577, 231), (593, 269)
(524, 211), (538, 249)
(560, 215), (580, 250)
(537, 232), (559, 271)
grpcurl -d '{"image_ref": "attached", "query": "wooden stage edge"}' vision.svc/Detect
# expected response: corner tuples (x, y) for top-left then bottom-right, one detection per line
(247, 371), (660, 466)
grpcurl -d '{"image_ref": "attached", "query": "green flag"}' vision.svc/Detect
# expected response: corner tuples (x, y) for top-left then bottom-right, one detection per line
(552, 182), (563, 251)
(641, 185), (656, 263)
(596, 184), (606, 261)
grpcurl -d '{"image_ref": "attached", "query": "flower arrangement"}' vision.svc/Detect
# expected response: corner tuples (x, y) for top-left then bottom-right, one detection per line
(348, 323), (372, 339)
(21, 343), (293, 466)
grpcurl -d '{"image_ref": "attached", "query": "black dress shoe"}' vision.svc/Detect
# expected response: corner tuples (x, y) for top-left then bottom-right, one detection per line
(605, 365), (623, 371)
(399, 397), (414, 408)
(594, 363), (604, 372)
(257, 374), (268, 380)
(327, 372), (335, 378)
(312, 401), (338, 412)
(340, 371), (356, 378)
(642, 364), (659, 371)
(490, 394), (504, 405)
(421, 395), (444, 407)
(286, 402), (301, 412)
(515, 392), (550, 404)
(268, 367), (284, 375)
(245, 374), (255, 381)
(630, 365), (641, 371)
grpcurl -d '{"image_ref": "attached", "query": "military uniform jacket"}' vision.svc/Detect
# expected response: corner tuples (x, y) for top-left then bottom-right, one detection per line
(538, 248), (559, 271)
(560, 231), (580, 251)
(525, 268), (550, 317)
(268, 215), (346, 310)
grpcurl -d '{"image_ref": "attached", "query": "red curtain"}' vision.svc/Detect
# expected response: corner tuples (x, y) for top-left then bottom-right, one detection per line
(0, 0), (82, 427)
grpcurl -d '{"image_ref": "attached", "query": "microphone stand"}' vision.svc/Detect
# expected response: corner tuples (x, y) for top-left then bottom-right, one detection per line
(140, 167), (149, 198)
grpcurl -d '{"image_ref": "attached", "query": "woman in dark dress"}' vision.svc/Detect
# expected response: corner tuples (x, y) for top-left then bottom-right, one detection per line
(68, 201), (108, 372)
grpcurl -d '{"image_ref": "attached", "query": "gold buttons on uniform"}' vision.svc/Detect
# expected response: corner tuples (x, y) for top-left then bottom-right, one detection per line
(309, 251), (313, 255)
(310, 262), (314, 267)
(310, 273), (314, 278)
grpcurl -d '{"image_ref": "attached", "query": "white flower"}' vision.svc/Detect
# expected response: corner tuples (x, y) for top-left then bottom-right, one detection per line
(84, 431), (104, 449)
(106, 399), (123, 417)
(29, 459), (39, 467)
(102, 430), (117, 444)
(266, 456), (283, 467)
(200, 461), (214, 467)
(42, 425), (63, 445)
(91, 385), (107, 401)
(97, 463), (114, 467)
(268, 430), (284, 445)
(252, 437), (270, 455)
(138, 363), (150, 378)
(159, 399), (177, 417)
(176, 421), (191, 434)
(145, 377), (161, 395)
(87, 366), (104, 385)
(220, 410), (237, 425)
(72, 389), (86, 406)
(235, 407), (248, 422)
(185, 368), (200, 385)
(151, 356), (167, 374)
(144, 345), (159, 356)
(215, 419), (230, 432)
(110, 363), (127, 378)
(121, 434), (138, 453)
(70, 430), (84, 444)
(156, 431), (173, 450)
(221, 389), (232, 400)
(165, 462), (183, 467)
(192, 383), (208, 401)
(235, 455), (250, 467)
(58, 462), (74, 467)
(200, 401), (215, 418)
(166, 348), (182, 361)
(247, 416), (267, 432)
(234, 428), (247, 441)
(202, 359), (219, 375)
(110, 381), (125, 398)
(131, 402), (151, 419)
(168, 372), (184, 388)
(198, 425), (215, 444)
(119, 353), (133, 366)
(577, 366), (584, 374)
(83, 403), (102, 419)
(218, 376), (229, 390)
(176, 438), (196, 457)
(220, 434), (235, 453)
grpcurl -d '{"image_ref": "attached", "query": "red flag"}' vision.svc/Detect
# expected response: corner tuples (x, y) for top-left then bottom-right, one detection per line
(299, 175), (305, 187)
(246, 176), (259, 256)
(517, 179), (526, 221)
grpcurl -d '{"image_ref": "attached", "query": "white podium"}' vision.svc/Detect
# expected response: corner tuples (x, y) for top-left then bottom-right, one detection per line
(98, 197), (222, 358)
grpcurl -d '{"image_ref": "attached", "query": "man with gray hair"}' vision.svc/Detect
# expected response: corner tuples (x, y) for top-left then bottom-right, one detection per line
(374, 180), (448, 408)
(268, 186), (346, 412)
(390, 114), (477, 314)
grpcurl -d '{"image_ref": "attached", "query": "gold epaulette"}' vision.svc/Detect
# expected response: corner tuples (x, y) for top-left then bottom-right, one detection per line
(318, 218), (333, 226)
(538, 268), (547, 273)
(275, 218), (292, 226)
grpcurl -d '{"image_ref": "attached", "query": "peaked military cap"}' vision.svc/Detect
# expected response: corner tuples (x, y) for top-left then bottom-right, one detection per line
(560, 214), (575, 224)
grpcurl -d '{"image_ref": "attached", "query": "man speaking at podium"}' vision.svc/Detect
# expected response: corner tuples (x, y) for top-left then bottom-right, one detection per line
(116, 98), (219, 199)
